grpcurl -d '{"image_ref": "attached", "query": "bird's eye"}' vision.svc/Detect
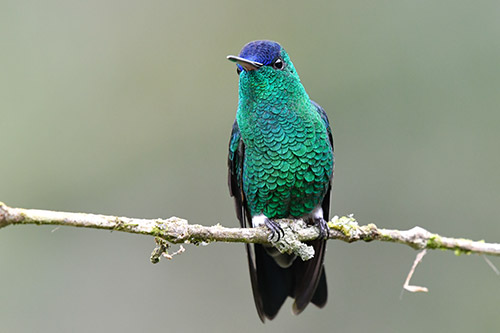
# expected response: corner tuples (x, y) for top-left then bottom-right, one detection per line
(272, 57), (284, 70)
(236, 67), (242, 75)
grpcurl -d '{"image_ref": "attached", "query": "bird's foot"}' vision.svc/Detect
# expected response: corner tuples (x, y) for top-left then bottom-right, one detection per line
(312, 217), (329, 240)
(264, 218), (284, 242)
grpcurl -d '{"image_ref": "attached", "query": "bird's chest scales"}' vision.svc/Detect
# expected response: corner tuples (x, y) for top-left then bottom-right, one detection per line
(239, 109), (332, 218)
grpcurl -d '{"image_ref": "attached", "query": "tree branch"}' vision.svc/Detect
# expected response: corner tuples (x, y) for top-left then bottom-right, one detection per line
(1, 202), (499, 260)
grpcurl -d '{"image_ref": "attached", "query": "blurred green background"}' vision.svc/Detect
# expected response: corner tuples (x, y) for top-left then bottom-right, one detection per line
(1, 0), (500, 332)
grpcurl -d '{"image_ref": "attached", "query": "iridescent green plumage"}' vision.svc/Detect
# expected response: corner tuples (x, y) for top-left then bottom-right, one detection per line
(228, 40), (334, 322)
(236, 53), (332, 218)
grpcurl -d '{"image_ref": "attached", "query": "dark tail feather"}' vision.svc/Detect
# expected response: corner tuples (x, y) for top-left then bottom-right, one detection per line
(291, 238), (327, 314)
(311, 268), (327, 307)
(251, 239), (328, 319)
(254, 244), (291, 320)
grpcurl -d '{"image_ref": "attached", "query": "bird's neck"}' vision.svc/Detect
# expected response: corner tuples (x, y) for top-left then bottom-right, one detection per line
(236, 85), (317, 149)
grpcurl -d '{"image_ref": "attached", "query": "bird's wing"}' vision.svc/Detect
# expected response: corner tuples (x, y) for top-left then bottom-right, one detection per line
(228, 120), (246, 227)
(292, 101), (334, 314)
(312, 100), (334, 218)
(227, 120), (266, 322)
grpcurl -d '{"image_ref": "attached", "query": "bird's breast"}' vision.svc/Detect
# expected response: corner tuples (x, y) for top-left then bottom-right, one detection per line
(241, 113), (333, 219)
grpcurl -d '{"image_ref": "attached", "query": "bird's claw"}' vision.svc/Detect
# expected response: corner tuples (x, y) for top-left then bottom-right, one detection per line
(265, 218), (284, 242)
(314, 217), (329, 240)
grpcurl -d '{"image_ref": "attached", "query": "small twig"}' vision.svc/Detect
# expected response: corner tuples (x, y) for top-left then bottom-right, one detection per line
(483, 256), (500, 276)
(163, 245), (185, 260)
(402, 249), (429, 296)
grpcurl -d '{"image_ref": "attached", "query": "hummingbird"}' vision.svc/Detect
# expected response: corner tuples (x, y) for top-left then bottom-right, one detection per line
(227, 40), (334, 321)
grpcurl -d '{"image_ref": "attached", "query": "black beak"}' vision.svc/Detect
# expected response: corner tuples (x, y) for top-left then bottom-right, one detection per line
(227, 55), (263, 71)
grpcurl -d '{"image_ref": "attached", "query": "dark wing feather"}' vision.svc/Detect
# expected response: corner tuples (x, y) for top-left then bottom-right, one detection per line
(292, 101), (334, 314)
(228, 120), (266, 322)
(313, 99), (334, 221)
(228, 120), (245, 227)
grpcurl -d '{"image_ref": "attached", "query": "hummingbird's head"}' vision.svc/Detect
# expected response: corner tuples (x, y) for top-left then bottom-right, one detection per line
(227, 40), (303, 100)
